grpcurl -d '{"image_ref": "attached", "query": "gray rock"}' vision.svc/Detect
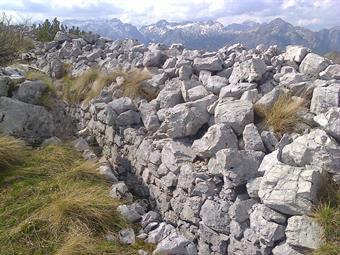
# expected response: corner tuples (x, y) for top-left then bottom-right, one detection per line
(119, 228), (136, 244)
(192, 124), (238, 158)
(141, 211), (161, 228)
(193, 56), (223, 72)
(41, 136), (61, 146)
(205, 75), (228, 94)
(314, 107), (340, 141)
(286, 215), (324, 252)
(249, 204), (286, 247)
(187, 86), (210, 101)
(98, 164), (118, 182)
(284, 45), (310, 63)
(110, 182), (133, 201)
(161, 141), (195, 174)
(261, 131), (279, 152)
(87, 49), (104, 62)
(157, 79), (183, 109)
(180, 196), (203, 224)
(229, 58), (266, 84)
(116, 110), (141, 126)
(246, 177), (263, 198)
(72, 137), (91, 152)
(153, 232), (197, 255)
(243, 123), (265, 152)
(200, 199), (231, 234)
(299, 53), (330, 76)
(229, 199), (257, 223)
(139, 101), (160, 132)
(161, 172), (178, 188)
(117, 204), (143, 223)
(160, 95), (216, 138)
(54, 31), (73, 42)
(13, 80), (48, 105)
(49, 59), (64, 79)
(0, 97), (55, 144)
(83, 33), (100, 44)
(143, 50), (167, 67)
(215, 99), (254, 135)
(0, 76), (11, 96)
(240, 89), (259, 103)
(208, 149), (264, 186)
(146, 222), (175, 244)
(107, 97), (137, 115)
(219, 82), (257, 99)
(258, 164), (323, 215)
(255, 88), (281, 109)
(258, 150), (282, 174)
(281, 129), (340, 175)
(310, 84), (340, 114)
(319, 64), (340, 80)
(178, 65), (193, 80)
(272, 242), (304, 255)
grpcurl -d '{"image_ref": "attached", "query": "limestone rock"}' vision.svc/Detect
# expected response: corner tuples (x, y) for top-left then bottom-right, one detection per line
(192, 124), (238, 158)
(299, 53), (330, 77)
(319, 64), (340, 80)
(284, 45), (310, 63)
(153, 232), (197, 255)
(13, 80), (48, 105)
(229, 58), (266, 84)
(119, 228), (136, 245)
(243, 123), (265, 152)
(193, 56), (223, 72)
(310, 84), (340, 114)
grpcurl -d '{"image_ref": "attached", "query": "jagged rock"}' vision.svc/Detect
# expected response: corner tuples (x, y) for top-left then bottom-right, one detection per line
(157, 78), (183, 109)
(299, 53), (330, 76)
(110, 182), (133, 201)
(243, 123), (265, 152)
(117, 203), (144, 223)
(180, 196), (203, 224)
(192, 124), (238, 158)
(139, 101), (160, 132)
(178, 65), (193, 80)
(143, 50), (167, 67)
(161, 141), (195, 174)
(286, 215), (324, 252)
(208, 149), (264, 186)
(284, 45), (310, 63)
(0, 97), (55, 144)
(0, 77), (11, 96)
(219, 82), (257, 99)
(54, 31), (73, 42)
(258, 164), (323, 215)
(153, 232), (197, 255)
(229, 199), (257, 223)
(246, 177), (263, 198)
(49, 59), (64, 79)
(83, 33), (100, 44)
(310, 84), (340, 114)
(249, 204), (286, 247)
(146, 222), (175, 243)
(229, 58), (266, 84)
(261, 131), (279, 152)
(319, 64), (340, 80)
(240, 89), (259, 103)
(200, 199), (231, 234)
(193, 56), (223, 72)
(258, 150), (282, 174)
(215, 99), (254, 135)
(281, 129), (340, 175)
(314, 107), (340, 141)
(85, 49), (100, 62)
(107, 97), (137, 115)
(205, 75), (228, 94)
(98, 164), (118, 182)
(72, 137), (91, 152)
(42, 136), (62, 146)
(13, 80), (47, 105)
(159, 95), (216, 138)
(255, 87), (281, 109)
(141, 211), (161, 228)
(119, 228), (136, 244)
(116, 110), (141, 126)
(272, 242), (304, 255)
(186, 86), (210, 101)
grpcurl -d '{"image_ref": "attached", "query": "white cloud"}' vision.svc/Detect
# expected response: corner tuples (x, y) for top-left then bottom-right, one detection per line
(0, 0), (338, 29)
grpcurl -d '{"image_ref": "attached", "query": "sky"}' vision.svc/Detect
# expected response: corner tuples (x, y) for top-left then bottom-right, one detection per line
(0, 0), (339, 30)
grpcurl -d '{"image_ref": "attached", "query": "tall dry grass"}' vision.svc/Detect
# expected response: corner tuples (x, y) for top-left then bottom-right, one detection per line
(0, 135), (26, 169)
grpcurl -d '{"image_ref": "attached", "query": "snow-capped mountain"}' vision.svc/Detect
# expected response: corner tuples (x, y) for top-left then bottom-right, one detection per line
(62, 18), (340, 54)
(63, 18), (146, 43)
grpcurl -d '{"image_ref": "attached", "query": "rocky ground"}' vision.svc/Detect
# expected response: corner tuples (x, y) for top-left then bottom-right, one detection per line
(1, 31), (340, 255)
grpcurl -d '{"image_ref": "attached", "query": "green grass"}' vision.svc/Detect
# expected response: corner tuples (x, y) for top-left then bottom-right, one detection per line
(0, 141), (154, 255)
(0, 135), (26, 169)
(313, 178), (340, 255)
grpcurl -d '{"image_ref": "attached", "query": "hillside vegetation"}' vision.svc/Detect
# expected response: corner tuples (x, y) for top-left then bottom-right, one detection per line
(0, 137), (153, 255)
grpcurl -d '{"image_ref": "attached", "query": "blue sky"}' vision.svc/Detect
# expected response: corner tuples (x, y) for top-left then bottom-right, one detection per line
(0, 0), (339, 30)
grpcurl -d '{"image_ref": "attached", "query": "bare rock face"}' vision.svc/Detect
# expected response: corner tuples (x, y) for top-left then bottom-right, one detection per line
(314, 107), (340, 141)
(229, 58), (266, 84)
(284, 45), (310, 64)
(319, 64), (340, 80)
(310, 84), (340, 114)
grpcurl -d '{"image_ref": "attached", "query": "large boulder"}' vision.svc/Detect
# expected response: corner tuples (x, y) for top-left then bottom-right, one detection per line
(219, 82), (257, 99)
(281, 129), (340, 176)
(192, 124), (238, 158)
(299, 53), (330, 77)
(0, 97), (55, 144)
(310, 84), (340, 114)
(229, 58), (266, 84)
(258, 164), (323, 215)
(153, 232), (197, 255)
(0, 76), (11, 96)
(284, 45), (310, 63)
(215, 99), (254, 135)
(13, 80), (48, 105)
(286, 216), (324, 252)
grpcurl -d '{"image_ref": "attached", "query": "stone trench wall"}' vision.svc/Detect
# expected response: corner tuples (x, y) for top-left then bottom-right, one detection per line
(66, 97), (333, 255)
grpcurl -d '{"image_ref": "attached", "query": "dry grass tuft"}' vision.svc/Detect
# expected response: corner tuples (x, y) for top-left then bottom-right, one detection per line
(26, 70), (54, 92)
(255, 93), (305, 134)
(63, 68), (152, 104)
(0, 135), (26, 169)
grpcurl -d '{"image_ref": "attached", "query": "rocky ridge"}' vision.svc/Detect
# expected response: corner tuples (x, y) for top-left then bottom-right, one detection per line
(1, 32), (340, 255)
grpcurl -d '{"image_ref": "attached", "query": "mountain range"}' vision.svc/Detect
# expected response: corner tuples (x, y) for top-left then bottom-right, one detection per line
(63, 18), (340, 54)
